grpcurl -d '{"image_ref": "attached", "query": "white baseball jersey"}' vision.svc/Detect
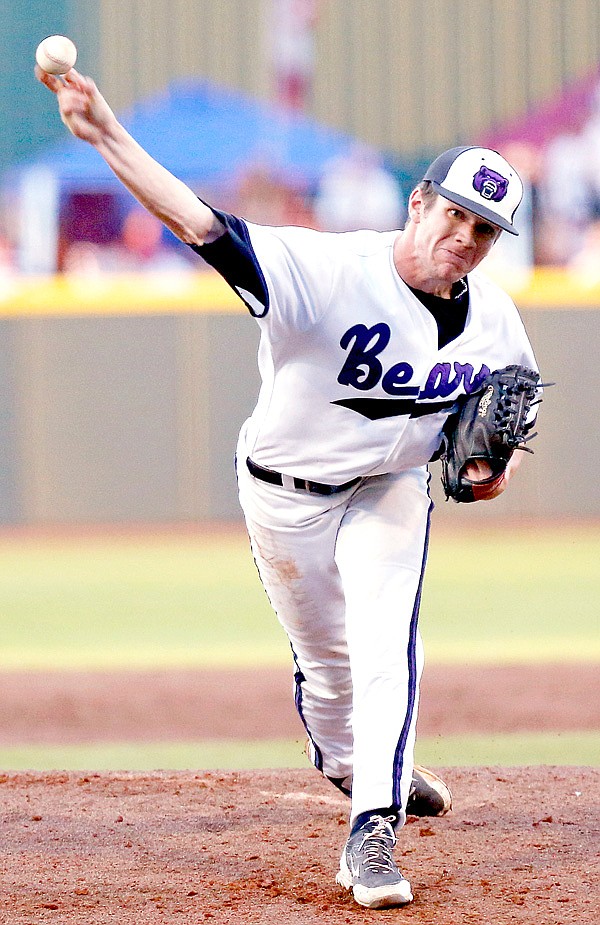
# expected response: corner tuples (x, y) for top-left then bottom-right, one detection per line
(195, 211), (538, 483)
(193, 210), (541, 832)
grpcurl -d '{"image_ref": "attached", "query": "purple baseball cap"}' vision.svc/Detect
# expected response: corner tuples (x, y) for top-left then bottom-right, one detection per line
(423, 146), (524, 235)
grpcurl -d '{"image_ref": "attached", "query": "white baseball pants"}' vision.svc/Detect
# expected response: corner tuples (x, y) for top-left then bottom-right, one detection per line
(236, 437), (432, 829)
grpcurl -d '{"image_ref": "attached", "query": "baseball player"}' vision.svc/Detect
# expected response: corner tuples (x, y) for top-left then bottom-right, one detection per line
(38, 66), (539, 910)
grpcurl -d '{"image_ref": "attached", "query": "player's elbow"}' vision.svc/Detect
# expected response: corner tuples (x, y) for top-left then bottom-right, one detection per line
(175, 209), (225, 247)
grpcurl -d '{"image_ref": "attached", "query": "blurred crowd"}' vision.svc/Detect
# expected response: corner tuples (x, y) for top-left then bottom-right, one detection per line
(3, 77), (600, 281)
(489, 77), (600, 281)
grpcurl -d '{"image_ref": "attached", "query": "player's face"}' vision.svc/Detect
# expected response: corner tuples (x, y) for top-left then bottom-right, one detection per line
(411, 192), (501, 286)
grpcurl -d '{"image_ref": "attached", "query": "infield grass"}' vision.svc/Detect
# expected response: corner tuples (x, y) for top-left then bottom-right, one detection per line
(0, 522), (597, 669)
(0, 731), (597, 771)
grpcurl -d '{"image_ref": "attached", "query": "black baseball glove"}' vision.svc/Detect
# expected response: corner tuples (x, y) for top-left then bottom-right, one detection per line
(439, 365), (541, 503)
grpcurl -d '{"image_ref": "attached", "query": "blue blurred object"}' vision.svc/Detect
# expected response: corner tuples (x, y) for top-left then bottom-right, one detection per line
(9, 79), (384, 192)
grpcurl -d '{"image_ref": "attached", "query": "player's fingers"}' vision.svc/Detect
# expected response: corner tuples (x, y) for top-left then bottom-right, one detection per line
(34, 65), (62, 93)
(463, 459), (494, 481)
(63, 68), (97, 96)
(471, 472), (506, 501)
(62, 68), (85, 87)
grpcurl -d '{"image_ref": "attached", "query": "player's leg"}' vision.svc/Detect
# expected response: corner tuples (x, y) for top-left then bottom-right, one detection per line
(335, 466), (432, 830)
(236, 451), (354, 784)
(333, 467), (432, 907)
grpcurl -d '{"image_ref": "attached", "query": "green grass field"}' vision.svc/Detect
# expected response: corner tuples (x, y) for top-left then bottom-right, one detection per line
(0, 732), (597, 772)
(0, 523), (597, 669)
(0, 523), (597, 769)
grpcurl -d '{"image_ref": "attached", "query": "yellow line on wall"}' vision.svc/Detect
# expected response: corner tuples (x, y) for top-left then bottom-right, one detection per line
(0, 268), (600, 317)
(0, 270), (243, 317)
(493, 267), (600, 308)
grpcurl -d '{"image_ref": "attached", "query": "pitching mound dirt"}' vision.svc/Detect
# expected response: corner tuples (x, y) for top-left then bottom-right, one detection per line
(0, 662), (597, 922)
(1, 766), (598, 924)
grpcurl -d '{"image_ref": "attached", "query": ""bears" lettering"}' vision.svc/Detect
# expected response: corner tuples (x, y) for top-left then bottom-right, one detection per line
(337, 323), (490, 398)
(337, 323), (418, 395)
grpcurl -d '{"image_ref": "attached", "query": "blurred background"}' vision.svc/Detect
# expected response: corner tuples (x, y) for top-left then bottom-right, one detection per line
(0, 0), (599, 526)
(0, 0), (600, 524)
(0, 1), (597, 774)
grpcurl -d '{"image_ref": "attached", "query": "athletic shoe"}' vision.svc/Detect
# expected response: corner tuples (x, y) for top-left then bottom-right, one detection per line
(406, 764), (452, 816)
(305, 740), (451, 816)
(324, 761), (452, 817)
(407, 765), (452, 817)
(336, 814), (413, 909)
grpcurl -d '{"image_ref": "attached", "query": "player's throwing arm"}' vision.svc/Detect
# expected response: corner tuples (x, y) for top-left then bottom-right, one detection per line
(35, 42), (219, 247)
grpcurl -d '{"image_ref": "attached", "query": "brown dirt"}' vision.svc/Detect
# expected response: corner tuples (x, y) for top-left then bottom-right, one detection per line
(0, 663), (597, 743)
(0, 663), (598, 923)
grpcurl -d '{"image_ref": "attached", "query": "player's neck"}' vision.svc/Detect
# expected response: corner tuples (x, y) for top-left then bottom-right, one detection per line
(392, 231), (456, 299)
(410, 278), (453, 299)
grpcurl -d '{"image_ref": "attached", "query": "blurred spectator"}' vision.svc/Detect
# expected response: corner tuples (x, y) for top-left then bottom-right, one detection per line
(61, 240), (107, 277)
(0, 230), (17, 294)
(0, 233), (15, 273)
(539, 131), (591, 264)
(483, 70), (600, 266)
(116, 208), (193, 271)
(62, 206), (194, 275)
(567, 218), (600, 285)
(314, 146), (405, 232)
(235, 165), (316, 227)
(483, 141), (538, 282)
(535, 77), (600, 265)
(579, 79), (600, 218)
(270, 0), (319, 111)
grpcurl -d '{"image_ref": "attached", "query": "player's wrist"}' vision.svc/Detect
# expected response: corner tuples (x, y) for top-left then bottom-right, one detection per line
(93, 114), (128, 152)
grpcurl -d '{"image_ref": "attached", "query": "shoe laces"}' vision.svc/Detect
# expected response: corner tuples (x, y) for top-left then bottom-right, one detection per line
(357, 816), (397, 874)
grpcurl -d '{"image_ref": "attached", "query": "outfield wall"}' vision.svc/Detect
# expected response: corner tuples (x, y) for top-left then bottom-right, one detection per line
(0, 271), (597, 524)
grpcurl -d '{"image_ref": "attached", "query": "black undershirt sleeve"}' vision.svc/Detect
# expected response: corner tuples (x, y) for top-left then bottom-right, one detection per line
(188, 205), (270, 317)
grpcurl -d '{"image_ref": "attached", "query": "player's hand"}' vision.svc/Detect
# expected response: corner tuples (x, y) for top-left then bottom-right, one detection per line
(35, 66), (117, 146)
(467, 464), (506, 501)
(464, 451), (523, 502)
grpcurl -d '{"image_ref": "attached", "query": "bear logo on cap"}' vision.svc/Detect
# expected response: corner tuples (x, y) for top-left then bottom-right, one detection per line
(472, 166), (508, 202)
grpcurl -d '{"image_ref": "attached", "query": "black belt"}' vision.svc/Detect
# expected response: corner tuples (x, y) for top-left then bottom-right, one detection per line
(246, 457), (360, 496)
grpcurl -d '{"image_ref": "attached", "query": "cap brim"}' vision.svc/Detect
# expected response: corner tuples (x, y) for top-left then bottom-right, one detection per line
(431, 181), (519, 236)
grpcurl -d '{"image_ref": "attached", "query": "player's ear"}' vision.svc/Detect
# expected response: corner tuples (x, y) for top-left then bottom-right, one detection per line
(407, 188), (424, 224)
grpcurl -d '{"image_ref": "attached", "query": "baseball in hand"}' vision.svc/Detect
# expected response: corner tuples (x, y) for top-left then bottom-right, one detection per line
(35, 35), (77, 75)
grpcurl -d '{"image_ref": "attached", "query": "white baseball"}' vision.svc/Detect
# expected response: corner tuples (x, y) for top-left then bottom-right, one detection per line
(35, 35), (77, 76)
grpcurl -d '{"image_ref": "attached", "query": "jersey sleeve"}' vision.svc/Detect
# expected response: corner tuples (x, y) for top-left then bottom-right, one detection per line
(188, 206), (270, 318)
(190, 204), (338, 332)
